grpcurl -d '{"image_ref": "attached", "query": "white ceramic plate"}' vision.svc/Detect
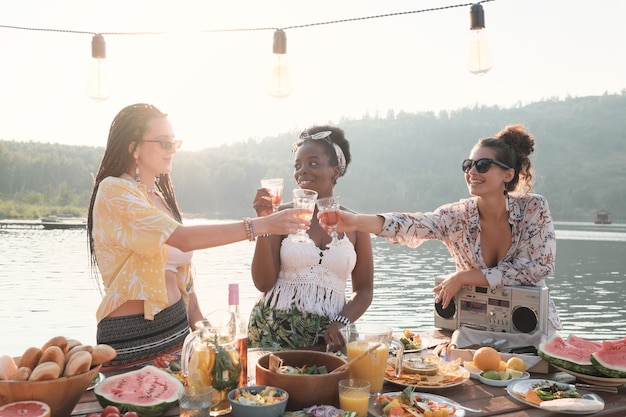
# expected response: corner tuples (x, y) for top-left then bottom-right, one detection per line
(478, 371), (530, 387)
(87, 372), (105, 391)
(392, 334), (425, 354)
(369, 392), (466, 417)
(385, 367), (470, 390)
(506, 379), (605, 415)
(552, 364), (626, 387)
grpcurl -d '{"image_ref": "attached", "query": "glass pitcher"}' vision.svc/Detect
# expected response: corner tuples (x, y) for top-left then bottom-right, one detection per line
(339, 323), (403, 393)
(181, 310), (242, 416)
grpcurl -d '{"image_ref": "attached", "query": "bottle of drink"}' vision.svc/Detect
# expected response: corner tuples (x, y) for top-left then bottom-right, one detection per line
(228, 283), (248, 387)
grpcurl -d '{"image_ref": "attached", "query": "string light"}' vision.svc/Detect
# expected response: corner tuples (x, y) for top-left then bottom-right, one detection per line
(268, 29), (291, 99)
(86, 34), (111, 101)
(468, 3), (493, 75)
(0, 1), (496, 98)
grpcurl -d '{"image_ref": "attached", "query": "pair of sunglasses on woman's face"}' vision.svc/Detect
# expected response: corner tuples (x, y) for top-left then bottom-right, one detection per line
(462, 158), (511, 173)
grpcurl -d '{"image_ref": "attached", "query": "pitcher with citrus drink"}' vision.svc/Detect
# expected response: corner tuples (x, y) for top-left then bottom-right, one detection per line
(340, 323), (403, 393)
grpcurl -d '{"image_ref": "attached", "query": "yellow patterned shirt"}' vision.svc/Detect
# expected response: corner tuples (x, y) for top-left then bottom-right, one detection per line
(93, 176), (181, 322)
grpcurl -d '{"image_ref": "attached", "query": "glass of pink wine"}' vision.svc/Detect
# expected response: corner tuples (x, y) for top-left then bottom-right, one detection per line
(261, 178), (284, 213)
(291, 188), (318, 243)
(316, 195), (341, 246)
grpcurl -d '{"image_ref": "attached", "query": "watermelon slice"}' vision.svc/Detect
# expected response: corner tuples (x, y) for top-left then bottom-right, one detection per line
(590, 337), (626, 378)
(566, 334), (602, 351)
(538, 334), (603, 376)
(94, 365), (182, 417)
(0, 401), (51, 417)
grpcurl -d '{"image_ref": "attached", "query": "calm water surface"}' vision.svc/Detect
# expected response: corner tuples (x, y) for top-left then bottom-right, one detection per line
(1, 220), (624, 357)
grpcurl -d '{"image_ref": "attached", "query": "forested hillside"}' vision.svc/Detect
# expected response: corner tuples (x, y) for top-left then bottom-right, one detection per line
(1, 93), (625, 222)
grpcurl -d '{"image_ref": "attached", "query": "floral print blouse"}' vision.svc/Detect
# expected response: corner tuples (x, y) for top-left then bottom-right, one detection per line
(378, 192), (562, 330)
(92, 176), (188, 322)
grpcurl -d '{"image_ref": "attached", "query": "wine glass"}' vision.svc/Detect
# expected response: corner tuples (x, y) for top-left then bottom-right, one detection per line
(260, 178), (284, 213)
(291, 188), (318, 243)
(316, 195), (341, 246)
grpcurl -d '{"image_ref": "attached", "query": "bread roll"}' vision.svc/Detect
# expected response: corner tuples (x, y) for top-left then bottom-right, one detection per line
(63, 351), (92, 377)
(90, 344), (117, 366)
(64, 344), (93, 364)
(41, 335), (69, 353)
(17, 346), (43, 370)
(29, 361), (61, 381)
(0, 355), (18, 380)
(12, 366), (32, 381)
(66, 338), (83, 351)
(38, 346), (65, 372)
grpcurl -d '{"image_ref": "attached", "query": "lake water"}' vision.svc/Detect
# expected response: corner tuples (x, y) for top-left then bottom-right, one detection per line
(1, 220), (625, 357)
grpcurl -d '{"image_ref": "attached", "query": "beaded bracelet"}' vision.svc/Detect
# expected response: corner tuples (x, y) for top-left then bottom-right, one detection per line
(330, 315), (350, 326)
(243, 217), (255, 241)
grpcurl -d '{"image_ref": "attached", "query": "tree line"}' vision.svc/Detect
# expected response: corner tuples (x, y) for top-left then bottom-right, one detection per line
(1, 92), (625, 223)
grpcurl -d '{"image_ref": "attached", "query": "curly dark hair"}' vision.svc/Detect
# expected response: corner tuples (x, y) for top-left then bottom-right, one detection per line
(293, 125), (352, 182)
(477, 124), (535, 193)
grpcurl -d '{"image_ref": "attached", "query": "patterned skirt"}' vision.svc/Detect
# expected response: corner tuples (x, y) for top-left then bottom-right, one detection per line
(97, 298), (189, 370)
(248, 299), (330, 349)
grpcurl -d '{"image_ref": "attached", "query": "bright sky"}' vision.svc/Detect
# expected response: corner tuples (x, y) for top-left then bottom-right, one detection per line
(1, 0), (624, 150)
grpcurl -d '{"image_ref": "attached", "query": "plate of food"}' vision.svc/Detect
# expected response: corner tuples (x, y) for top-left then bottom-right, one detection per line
(393, 330), (424, 353)
(384, 355), (470, 389)
(551, 364), (626, 387)
(507, 379), (605, 414)
(370, 387), (467, 417)
(477, 370), (530, 387)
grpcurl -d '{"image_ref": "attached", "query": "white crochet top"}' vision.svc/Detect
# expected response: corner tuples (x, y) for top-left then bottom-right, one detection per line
(261, 233), (357, 317)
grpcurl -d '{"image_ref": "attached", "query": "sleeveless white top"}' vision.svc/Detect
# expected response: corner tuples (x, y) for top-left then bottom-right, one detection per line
(165, 245), (193, 273)
(261, 233), (357, 317)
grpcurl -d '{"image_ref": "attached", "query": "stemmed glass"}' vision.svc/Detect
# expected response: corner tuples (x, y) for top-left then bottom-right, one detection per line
(316, 195), (341, 246)
(260, 178), (284, 213)
(291, 188), (318, 243)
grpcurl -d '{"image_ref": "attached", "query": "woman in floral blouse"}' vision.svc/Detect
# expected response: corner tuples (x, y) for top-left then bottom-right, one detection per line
(321, 124), (562, 333)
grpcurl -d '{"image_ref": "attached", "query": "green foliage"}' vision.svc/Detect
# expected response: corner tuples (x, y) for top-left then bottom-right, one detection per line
(1, 93), (625, 222)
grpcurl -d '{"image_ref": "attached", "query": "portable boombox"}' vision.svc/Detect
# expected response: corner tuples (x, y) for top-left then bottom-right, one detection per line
(433, 277), (549, 335)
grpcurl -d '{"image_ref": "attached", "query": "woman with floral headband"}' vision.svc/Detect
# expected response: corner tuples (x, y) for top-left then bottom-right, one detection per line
(248, 125), (374, 350)
(320, 124), (562, 334)
(87, 103), (311, 369)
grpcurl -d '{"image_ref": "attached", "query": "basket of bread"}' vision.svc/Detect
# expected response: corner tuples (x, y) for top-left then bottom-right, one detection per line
(0, 335), (116, 417)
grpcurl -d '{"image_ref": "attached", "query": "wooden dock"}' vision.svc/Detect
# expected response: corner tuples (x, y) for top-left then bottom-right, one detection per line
(0, 219), (86, 230)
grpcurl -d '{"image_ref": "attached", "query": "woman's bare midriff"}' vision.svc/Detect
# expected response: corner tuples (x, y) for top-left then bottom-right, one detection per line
(106, 270), (182, 317)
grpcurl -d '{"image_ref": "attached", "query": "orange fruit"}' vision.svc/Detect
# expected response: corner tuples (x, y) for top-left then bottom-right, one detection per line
(0, 401), (51, 417)
(472, 347), (501, 371)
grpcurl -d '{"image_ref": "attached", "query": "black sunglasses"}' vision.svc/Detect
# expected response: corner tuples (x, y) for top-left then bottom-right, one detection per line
(143, 139), (182, 151)
(462, 158), (511, 173)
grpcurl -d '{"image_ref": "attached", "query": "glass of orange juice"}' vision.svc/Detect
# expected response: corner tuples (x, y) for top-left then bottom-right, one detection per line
(340, 323), (403, 394)
(338, 379), (370, 417)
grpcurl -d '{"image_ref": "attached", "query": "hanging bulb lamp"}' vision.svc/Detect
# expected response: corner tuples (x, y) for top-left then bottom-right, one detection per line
(86, 34), (112, 101)
(468, 3), (493, 76)
(268, 29), (292, 98)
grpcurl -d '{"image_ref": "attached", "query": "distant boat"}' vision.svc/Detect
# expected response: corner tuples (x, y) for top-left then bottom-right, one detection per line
(40, 215), (87, 229)
(594, 210), (612, 224)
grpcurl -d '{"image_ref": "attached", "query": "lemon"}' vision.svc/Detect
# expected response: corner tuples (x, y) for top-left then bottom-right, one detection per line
(188, 346), (213, 390)
(498, 371), (512, 380)
(506, 357), (526, 372)
(498, 360), (508, 372)
(463, 361), (482, 374)
(482, 370), (501, 380)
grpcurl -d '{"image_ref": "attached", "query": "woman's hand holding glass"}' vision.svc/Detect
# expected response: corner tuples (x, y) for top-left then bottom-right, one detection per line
(260, 178), (284, 213)
(261, 208), (312, 236)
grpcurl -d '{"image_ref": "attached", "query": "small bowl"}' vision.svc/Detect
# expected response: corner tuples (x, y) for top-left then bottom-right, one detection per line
(0, 365), (102, 417)
(228, 385), (288, 417)
(478, 370), (530, 387)
(255, 350), (349, 411)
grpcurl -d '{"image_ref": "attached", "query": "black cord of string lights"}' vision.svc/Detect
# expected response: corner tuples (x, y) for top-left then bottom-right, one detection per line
(0, 0), (495, 37)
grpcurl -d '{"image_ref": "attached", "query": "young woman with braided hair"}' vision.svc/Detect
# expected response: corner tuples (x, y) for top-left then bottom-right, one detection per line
(87, 103), (311, 369)
(321, 124), (562, 334)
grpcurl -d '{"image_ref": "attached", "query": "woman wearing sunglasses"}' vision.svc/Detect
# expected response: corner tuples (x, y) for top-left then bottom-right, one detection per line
(321, 124), (562, 334)
(248, 125), (374, 350)
(87, 103), (311, 369)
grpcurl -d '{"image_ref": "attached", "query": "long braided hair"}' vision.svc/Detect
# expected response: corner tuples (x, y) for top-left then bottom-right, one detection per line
(87, 103), (182, 271)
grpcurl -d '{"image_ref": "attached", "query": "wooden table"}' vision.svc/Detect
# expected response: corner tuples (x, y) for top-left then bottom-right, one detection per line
(72, 371), (626, 417)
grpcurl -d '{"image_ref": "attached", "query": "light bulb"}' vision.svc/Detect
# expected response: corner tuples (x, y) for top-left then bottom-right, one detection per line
(268, 29), (292, 98)
(86, 34), (111, 101)
(468, 4), (493, 76)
